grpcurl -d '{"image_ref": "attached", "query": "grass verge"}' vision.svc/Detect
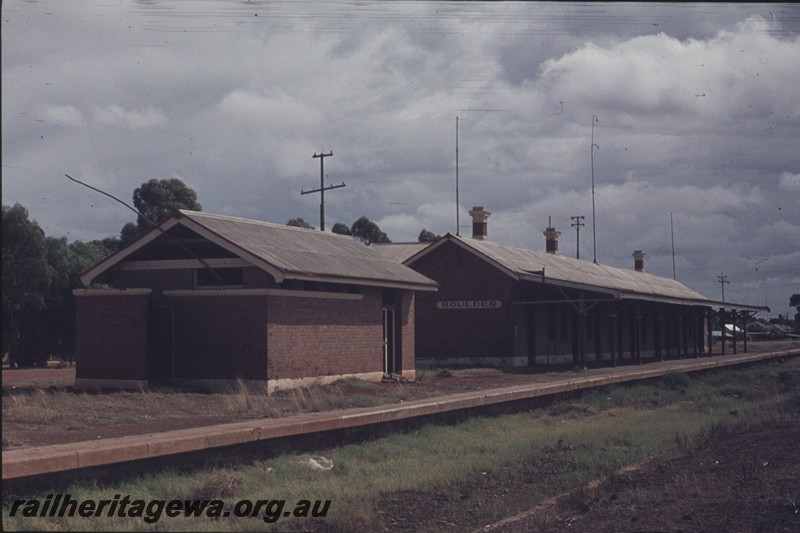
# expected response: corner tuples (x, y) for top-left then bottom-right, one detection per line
(3, 357), (798, 532)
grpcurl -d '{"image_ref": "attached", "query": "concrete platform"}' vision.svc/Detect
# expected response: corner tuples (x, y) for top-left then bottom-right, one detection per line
(3, 349), (797, 480)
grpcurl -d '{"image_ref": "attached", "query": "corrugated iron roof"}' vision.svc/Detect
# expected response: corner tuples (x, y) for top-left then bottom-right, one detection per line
(177, 211), (437, 289)
(81, 211), (438, 291)
(408, 234), (716, 306)
(370, 242), (430, 263)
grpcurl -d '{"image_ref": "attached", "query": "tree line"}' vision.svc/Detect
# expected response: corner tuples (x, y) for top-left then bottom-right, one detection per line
(3, 178), (443, 367)
(2, 179), (201, 368)
(287, 217), (440, 244)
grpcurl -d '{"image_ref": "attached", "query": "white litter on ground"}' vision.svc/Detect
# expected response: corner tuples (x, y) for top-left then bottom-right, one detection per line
(295, 455), (334, 471)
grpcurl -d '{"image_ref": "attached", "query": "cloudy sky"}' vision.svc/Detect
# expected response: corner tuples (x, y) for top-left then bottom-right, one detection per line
(2, 1), (799, 316)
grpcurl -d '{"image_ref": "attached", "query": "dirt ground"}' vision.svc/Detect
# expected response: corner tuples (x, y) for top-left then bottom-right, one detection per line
(370, 413), (800, 533)
(1, 367), (76, 388)
(2, 340), (798, 450)
(477, 414), (800, 533)
(2, 366), (579, 448)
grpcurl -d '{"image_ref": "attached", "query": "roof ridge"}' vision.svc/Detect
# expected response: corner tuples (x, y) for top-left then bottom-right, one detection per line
(178, 210), (358, 240)
(370, 242), (427, 246)
(452, 234), (698, 290)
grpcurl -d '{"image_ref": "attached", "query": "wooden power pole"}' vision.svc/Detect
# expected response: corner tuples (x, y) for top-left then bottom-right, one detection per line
(571, 215), (585, 259)
(301, 151), (345, 231)
(718, 273), (729, 302)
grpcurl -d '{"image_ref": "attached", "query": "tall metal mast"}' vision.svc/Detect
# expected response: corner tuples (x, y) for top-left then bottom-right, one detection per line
(591, 115), (599, 264)
(456, 116), (460, 236)
(671, 212), (677, 280)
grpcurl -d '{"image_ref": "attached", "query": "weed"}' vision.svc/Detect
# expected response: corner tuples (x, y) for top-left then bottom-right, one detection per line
(547, 402), (596, 418)
(334, 378), (377, 391)
(777, 370), (796, 389)
(448, 367), (504, 377)
(563, 485), (595, 513)
(330, 504), (383, 532)
(704, 419), (736, 442)
(189, 473), (242, 500)
(675, 432), (691, 450)
(662, 371), (691, 390)
(782, 392), (800, 412)
(289, 386), (328, 412)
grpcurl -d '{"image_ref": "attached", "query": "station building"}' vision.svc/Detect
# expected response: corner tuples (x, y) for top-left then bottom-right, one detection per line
(73, 210), (437, 391)
(374, 207), (767, 368)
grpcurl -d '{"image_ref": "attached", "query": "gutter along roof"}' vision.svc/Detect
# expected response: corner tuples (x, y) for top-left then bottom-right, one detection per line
(405, 234), (768, 312)
(81, 211), (438, 292)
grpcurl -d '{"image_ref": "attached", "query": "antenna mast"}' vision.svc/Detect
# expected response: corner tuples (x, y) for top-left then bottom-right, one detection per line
(456, 116), (460, 236)
(671, 212), (676, 280)
(591, 115), (599, 264)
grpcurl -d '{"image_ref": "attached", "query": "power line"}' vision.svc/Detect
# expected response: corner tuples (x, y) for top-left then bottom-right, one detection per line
(64, 174), (226, 283)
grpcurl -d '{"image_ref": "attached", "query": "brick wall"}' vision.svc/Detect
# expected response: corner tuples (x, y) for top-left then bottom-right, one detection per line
(82, 262), (418, 383)
(164, 295), (268, 380)
(266, 287), (385, 380)
(74, 291), (150, 380)
(412, 241), (516, 361)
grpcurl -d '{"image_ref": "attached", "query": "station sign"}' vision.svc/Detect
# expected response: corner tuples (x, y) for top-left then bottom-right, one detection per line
(437, 300), (502, 310)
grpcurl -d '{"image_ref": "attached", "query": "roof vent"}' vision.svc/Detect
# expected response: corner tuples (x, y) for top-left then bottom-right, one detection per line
(469, 206), (491, 240)
(633, 250), (646, 272)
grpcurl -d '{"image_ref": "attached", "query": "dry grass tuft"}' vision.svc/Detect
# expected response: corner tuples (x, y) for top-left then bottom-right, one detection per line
(221, 378), (275, 415)
(331, 504), (384, 532)
(189, 472), (242, 500)
(288, 385), (327, 412)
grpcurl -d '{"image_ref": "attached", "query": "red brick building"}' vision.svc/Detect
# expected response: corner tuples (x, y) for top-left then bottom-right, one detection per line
(376, 207), (767, 368)
(74, 211), (437, 391)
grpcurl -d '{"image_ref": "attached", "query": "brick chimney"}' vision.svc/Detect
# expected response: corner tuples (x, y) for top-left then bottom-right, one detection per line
(633, 250), (646, 272)
(544, 225), (561, 254)
(469, 206), (491, 240)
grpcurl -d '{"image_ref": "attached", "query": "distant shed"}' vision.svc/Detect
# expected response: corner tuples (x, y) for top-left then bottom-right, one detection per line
(74, 210), (437, 391)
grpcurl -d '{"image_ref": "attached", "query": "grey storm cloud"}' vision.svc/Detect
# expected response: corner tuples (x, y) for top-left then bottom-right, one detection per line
(2, 1), (799, 316)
